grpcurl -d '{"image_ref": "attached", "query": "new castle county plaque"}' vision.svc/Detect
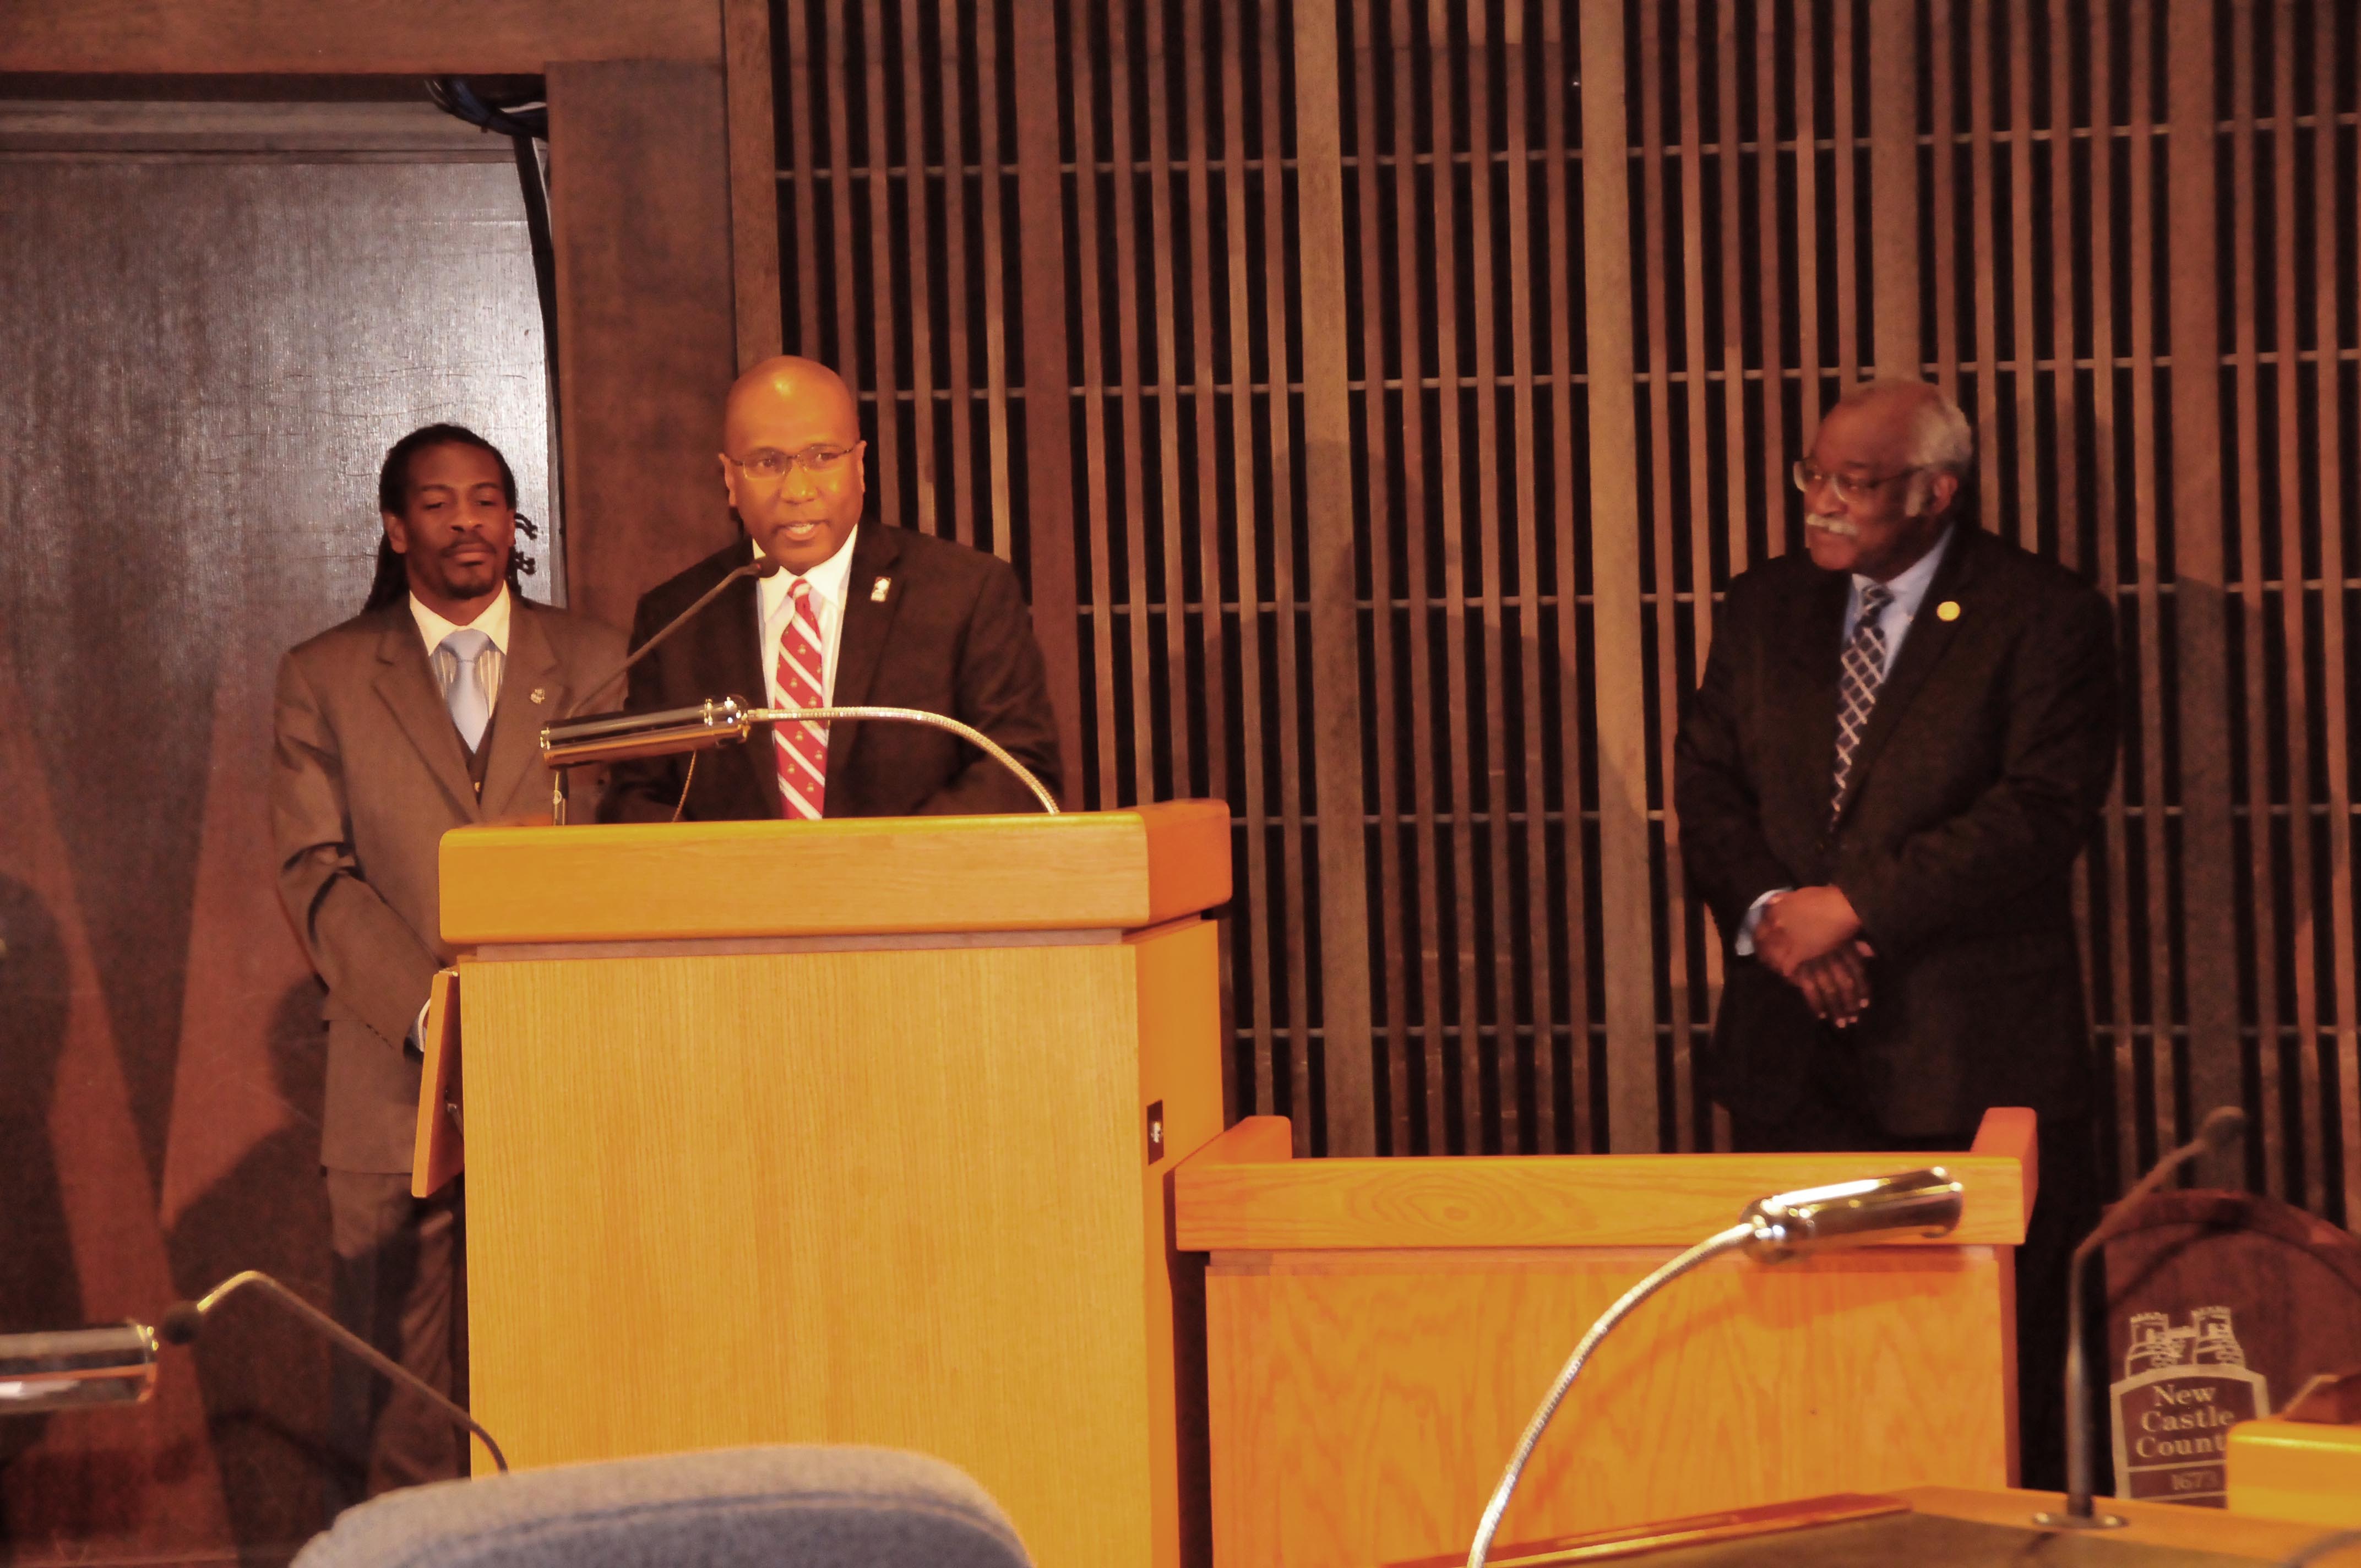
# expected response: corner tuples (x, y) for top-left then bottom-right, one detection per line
(2109, 1305), (2270, 1504)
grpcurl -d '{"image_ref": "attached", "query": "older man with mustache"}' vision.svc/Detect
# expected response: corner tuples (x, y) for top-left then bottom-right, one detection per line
(1673, 378), (2120, 1490)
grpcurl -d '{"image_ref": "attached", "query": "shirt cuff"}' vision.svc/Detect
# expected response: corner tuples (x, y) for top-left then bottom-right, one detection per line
(1735, 888), (1792, 956)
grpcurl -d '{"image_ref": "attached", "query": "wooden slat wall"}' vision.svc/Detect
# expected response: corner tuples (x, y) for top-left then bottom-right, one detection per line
(774, 0), (2361, 1211)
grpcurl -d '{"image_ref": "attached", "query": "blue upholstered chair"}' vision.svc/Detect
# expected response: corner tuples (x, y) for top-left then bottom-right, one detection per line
(290, 1445), (1035, 1567)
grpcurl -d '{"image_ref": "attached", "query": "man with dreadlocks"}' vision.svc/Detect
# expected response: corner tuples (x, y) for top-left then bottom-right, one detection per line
(269, 424), (623, 1504)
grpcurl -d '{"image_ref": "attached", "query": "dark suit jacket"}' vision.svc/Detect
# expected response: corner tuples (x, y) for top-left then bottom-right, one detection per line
(272, 600), (628, 1172)
(600, 526), (1064, 821)
(1672, 524), (2120, 1136)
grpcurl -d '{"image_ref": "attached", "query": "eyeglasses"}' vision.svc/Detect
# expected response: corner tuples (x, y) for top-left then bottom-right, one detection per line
(1792, 461), (1921, 504)
(730, 443), (861, 482)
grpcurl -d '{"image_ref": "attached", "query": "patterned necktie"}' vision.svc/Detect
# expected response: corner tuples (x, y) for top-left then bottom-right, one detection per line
(438, 628), (494, 752)
(1830, 582), (1895, 821)
(773, 578), (830, 819)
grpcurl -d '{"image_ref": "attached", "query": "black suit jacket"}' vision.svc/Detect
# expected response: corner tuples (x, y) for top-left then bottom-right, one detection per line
(600, 526), (1064, 821)
(1672, 524), (2120, 1136)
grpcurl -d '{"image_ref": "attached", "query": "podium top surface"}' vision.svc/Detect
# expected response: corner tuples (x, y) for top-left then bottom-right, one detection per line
(1175, 1112), (2036, 1250)
(440, 801), (1230, 946)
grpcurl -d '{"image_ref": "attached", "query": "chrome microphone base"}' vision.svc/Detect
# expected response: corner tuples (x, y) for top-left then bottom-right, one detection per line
(2031, 1508), (2129, 1529)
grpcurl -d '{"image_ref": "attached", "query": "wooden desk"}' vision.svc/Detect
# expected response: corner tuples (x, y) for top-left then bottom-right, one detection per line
(1177, 1111), (2038, 1568)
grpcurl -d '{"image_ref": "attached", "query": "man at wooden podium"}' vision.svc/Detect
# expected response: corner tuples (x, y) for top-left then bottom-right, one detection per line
(1673, 379), (2120, 1489)
(600, 355), (1063, 822)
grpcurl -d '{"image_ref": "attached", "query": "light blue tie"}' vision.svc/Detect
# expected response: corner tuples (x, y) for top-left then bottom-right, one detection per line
(439, 628), (494, 752)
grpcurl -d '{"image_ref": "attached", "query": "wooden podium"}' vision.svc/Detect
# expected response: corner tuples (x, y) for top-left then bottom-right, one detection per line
(428, 803), (1231, 1568)
(1174, 1109), (2038, 1568)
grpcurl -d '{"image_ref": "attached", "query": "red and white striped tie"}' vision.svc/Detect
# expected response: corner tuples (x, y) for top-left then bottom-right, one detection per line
(773, 578), (830, 819)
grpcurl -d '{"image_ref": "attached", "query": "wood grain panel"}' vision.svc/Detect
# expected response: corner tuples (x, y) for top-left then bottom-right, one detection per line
(0, 0), (719, 74)
(723, 0), (782, 371)
(547, 61), (739, 633)
(461, 928), (1221, 1567)
(1204, 1245), (2014, 1566)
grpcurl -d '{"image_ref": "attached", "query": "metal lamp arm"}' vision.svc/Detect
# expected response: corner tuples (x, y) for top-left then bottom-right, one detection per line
(742, 705), (1060, 815)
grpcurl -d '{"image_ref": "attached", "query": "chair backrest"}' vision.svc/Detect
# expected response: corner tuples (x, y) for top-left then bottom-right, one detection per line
(290, 1444), (1035, 1568)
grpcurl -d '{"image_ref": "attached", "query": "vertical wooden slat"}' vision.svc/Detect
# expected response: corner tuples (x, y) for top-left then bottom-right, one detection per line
(1928, 0), (1961, 405)
(1966, 0), (2003, 522)
(1635, 0), (1679, 1151)
(1421, 0), (1484, 1154)
(1794, 0), (1826, 437)
(2267, 0), (2320, 1208)
(1715, 0), (1750, 579)
(1294, 0), (1377, 1153)
(2046, 0), (2081, 574)
(784, 1), (823, 349)
(1868, 0), (1919, 380)
(2007, 0), (2039, 552)
(1106, 0), (1159, 811)
(935, 0), (977, 547)
(824, 0), (862, 383)
(897, 0), (939, 535)
(978, 0), (1014, 562)
(1216, 0), (1280, 1135)
(1579, 0), (1661, 1151)
(1008, 0), (1085, 799)
(2126, 0), (2179, 1172)
(1673, 0), (1716, 1150)
(861, 0), (902, 533)
(1830, 0), (1862, 387)
(724, 0), (782, 369)
(2166, 0), (2245, 1166)
(1351, 0), (1414, 1154)
(1179, 0), (1234, 1102)
(1069, 0), (1121, 805)
(1754, 0), (1793, 552)
(1504, 0), (1559, 1154)
(2227, 0), (2282, 1194)
(2086, 0), (2145, 1196)
(1461, 2), (1519, 1152)
(1256, 0), (1315, 1148)
(1389, 0), (1449, 1156)
(1141, 0), (1194, 805)
(1542, 0), (1591, 1152)
(2312, 0), (2360, 1224)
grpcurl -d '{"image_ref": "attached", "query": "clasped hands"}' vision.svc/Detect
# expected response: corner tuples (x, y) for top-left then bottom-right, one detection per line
(1753, 885), (1875, 1028)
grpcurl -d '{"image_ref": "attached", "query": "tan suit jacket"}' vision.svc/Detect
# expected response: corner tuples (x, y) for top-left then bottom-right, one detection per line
(271, 600), (627, 1172)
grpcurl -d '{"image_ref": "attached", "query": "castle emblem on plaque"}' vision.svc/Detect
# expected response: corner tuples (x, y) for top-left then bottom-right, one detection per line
(2109, 1305), (2270, 1505)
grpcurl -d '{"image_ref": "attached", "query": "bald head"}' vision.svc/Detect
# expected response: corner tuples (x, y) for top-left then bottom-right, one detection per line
(725, 355), (860, 451)
(720, 355), (868, 573)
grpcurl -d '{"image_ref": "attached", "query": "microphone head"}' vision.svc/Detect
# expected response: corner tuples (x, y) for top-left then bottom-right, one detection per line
(2197, 1106), (2247, 1152)
(749, 553), (784, 579)
(158, 1303), (205, 1346)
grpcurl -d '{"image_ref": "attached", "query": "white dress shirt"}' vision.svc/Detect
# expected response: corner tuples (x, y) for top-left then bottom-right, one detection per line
(410, 584), (513, 724)
(757, 528), (857, 709)
(1736, 526), (1956, 954)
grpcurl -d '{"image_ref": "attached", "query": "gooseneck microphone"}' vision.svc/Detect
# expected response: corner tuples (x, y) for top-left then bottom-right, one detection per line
(162, 1270), (509, 1474)
(543, 553), (781, 821)
(1465, 1168), (1965, 1568)
(562, 552), (784, 723)
(2036, 1104), (2246, 1530)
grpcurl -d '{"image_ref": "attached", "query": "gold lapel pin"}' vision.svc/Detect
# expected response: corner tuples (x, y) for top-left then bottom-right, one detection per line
(1935, 600), (1961, 622)
(871, 577), (892, 603)
(529, 687), (547, 705)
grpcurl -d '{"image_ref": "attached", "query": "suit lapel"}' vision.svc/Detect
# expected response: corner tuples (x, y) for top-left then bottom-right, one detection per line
(480, 605), (562, 816)
(1833, 526), (1978, 824)
(373, 616), (482, 821)
(822, 526), (906, 802)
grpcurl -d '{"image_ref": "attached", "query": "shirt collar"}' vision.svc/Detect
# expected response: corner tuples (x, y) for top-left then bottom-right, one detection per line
(1855, 525), (1954, 619)
(410, 584), (513, 657)
(756, 526), (860, 618)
